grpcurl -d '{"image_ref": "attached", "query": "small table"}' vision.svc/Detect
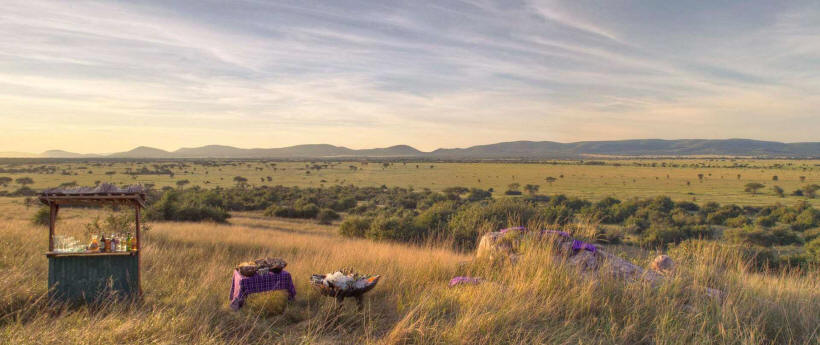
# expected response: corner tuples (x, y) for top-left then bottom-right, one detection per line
(229, 269), (296, 310)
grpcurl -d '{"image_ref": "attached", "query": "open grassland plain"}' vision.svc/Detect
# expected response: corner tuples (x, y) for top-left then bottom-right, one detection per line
(1, 198), (819, 345)
(1, 158), (819, 207)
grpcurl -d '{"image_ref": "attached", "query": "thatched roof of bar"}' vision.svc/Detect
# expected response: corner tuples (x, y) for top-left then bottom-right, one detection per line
(39, 183), (146, 207)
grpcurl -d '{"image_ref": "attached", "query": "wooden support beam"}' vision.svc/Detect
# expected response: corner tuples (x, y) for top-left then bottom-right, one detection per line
(135, 201), (142, 296)
(48, 203), (56, 252)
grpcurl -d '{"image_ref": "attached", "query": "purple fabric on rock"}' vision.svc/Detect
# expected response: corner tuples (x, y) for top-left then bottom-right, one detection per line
(499, 226), (527, 233)
(449, 276), (482, 287)
(230, 269), (296, 310)
(572, 240), (596, 253)
(494, 228), (595, 252)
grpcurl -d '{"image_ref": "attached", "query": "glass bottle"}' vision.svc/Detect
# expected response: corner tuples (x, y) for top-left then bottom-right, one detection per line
(89, 235), (100, 252)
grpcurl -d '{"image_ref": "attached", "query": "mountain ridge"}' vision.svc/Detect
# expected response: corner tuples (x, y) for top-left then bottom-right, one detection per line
(11, 139), (820, 159)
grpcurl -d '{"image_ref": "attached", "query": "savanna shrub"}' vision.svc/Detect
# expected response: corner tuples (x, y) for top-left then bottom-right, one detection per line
(725, 215), (749, 228)
(725, 225), (803, 246)
(367, 214), (416, 241)
(146, 191), (229, 222)
(447, 198), (537, 249)
(807, 237), (820, 262)
(339, 216), (371, 238)
(32, 206), (51, 226)
(317, 208), (340, 224)
(413, 201), (457, 239)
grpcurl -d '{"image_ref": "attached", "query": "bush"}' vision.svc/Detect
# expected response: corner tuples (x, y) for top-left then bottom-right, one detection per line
(145, 191), (229, 222)
(367, 214), (416, 241)
(32, 206), (51, 226)
(264, 202), (320, 219)
(754, 215), (777, 227)
(725, 225), (803, 246)
(639, 224), (713, 247)
(447, 198), (537, 249)
(807, 238), (820, 262)
(317, 208), (340, 224)
(413, 201), (457, 238)
(12, 186), (36, 197)
(792, 208), (819, 231)
(330, 197), (357, 211)
(724, 215), (749, 228)
(466, 188), (492, 202)
(802, 228), (820, 242)
(339, 216), (371, 238)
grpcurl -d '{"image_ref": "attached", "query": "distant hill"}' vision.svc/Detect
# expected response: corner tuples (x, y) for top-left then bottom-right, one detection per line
(29, 139), (820, 159)
(40, 150), (101, 158)
(108, 146), (172, 158)
(431, 139), (820, 158)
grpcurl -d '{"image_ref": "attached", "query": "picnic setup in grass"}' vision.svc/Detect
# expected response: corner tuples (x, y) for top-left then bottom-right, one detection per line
(230, 259), (381, 313)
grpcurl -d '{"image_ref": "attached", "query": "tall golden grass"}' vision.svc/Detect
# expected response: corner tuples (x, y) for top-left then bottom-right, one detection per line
(1, 199), (818, 344)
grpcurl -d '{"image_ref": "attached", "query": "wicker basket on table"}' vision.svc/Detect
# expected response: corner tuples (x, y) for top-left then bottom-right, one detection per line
(236, 262), (259, 277)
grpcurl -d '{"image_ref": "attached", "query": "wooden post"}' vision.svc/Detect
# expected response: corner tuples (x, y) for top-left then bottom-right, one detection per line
(135, 201), (142, 295)
(48, 203), (56, 251)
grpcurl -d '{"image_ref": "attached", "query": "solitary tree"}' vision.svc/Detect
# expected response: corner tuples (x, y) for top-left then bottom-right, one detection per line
(772, 185), (784, 197)
(744, 182), (765, 195)
(233, 176), (248, 187)
(15, 177), (33, 186)
(524, 184), (540, 195)
(0, 176), (11, 187)
(176, 179), (190, 190)
(799, 176), (806, 182)
(772, 175), (778, 181)
(697, 173), (704, 181)
(545, 176), (557, 185)
(507, 182), (520, 192)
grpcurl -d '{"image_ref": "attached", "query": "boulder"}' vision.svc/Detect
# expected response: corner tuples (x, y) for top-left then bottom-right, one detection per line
(650, 255), (675, 274)
(475, 231), (663, 284)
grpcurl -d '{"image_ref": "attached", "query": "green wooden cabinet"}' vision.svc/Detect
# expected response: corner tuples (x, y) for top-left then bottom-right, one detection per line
(48, 253), (139, 302)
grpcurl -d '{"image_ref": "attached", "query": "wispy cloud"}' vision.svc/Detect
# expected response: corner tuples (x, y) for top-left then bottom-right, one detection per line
(0, 0), (818, 153)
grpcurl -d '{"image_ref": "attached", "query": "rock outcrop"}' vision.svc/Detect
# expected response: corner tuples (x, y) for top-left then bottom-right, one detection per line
(477, 231), (663, 284)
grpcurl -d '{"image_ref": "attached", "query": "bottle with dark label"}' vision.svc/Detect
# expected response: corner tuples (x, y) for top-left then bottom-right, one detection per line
(100, 234), (107, 253)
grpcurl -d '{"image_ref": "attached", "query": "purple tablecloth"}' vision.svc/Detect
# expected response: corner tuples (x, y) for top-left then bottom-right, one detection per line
(229, 269), (296, 310)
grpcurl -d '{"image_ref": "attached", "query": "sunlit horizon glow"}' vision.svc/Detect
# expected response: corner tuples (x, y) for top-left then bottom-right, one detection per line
(1, 0), (819, 154)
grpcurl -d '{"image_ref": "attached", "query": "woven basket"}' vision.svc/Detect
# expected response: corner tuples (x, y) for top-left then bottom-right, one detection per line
(254, 257), (287, 273)
(237, 262), (258, 277)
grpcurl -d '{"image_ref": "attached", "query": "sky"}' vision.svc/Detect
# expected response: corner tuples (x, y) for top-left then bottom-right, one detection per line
(1, 0), (819, 154)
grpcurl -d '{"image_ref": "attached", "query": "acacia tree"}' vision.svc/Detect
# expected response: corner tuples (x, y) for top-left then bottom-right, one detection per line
(524, 184), (540, 195)
(744, 182), (765, 195)
(176, 179), (190, 190)
(0, 176), (11, 187)
(545, 176), (557, 185)
(233, 176), (248, 188)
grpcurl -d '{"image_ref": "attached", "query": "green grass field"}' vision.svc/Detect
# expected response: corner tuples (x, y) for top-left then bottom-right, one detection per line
(2, 159), (818, 207)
